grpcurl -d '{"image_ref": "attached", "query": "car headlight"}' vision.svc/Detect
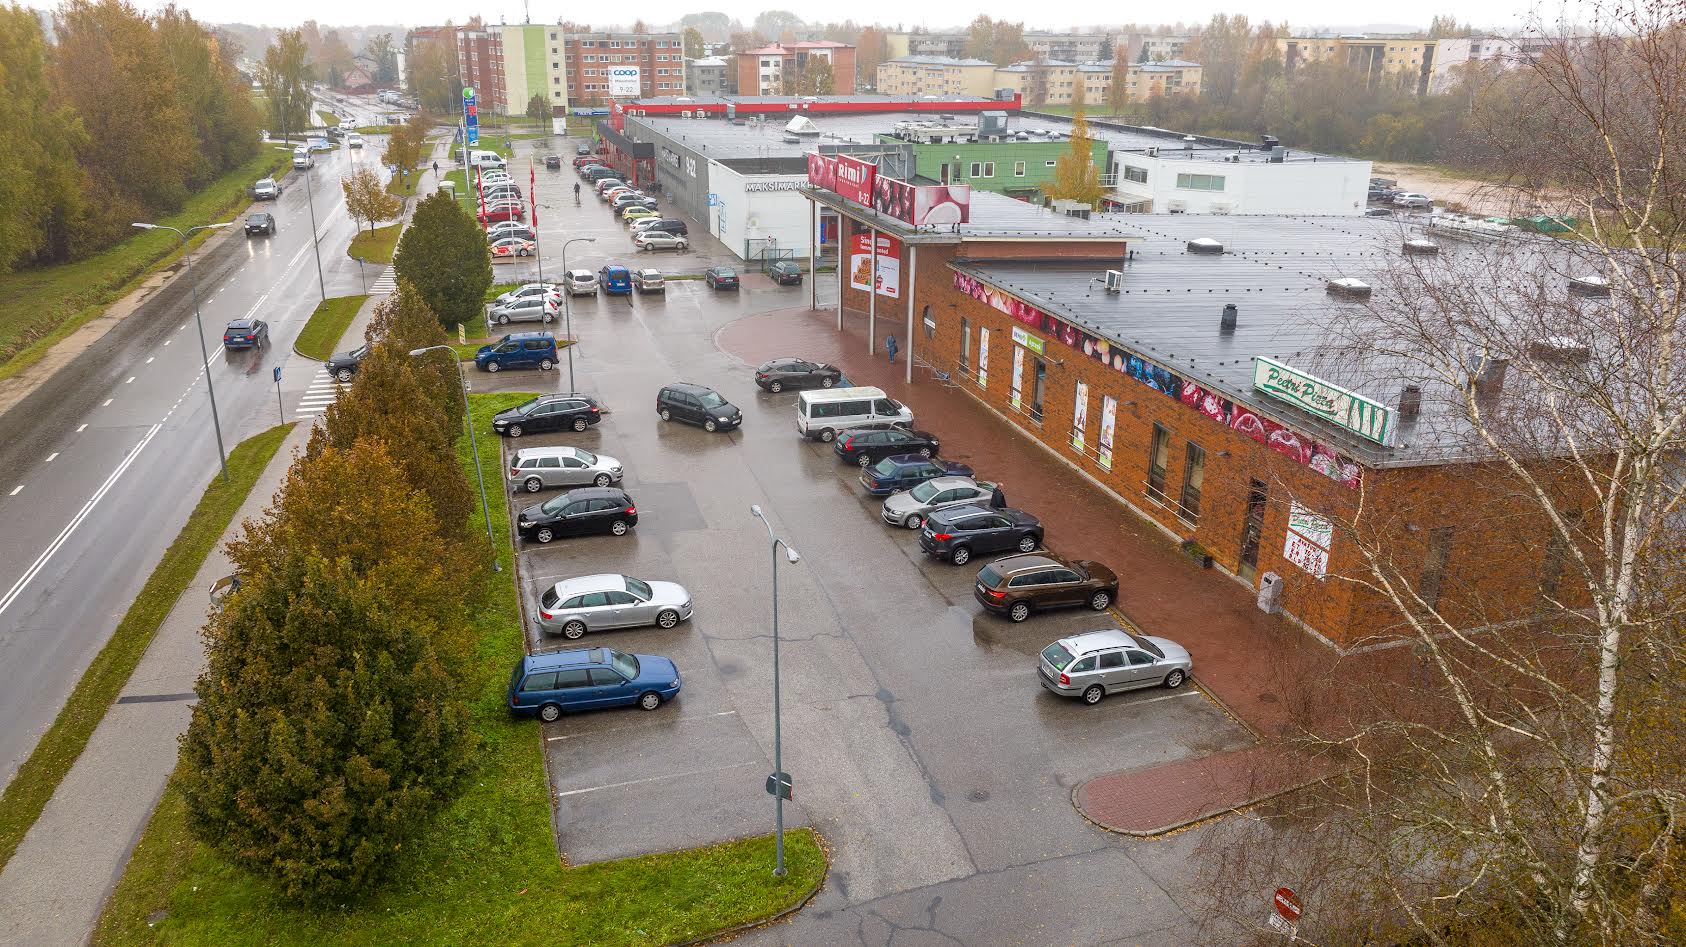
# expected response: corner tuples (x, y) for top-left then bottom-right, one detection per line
(669, 679), (681, 688)
(718, 416), (731, 423)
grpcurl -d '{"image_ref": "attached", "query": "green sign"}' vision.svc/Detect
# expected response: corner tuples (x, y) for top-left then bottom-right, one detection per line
(462, 86), (475, 99)
(1010, 326), (1045, 356)
(1252, 356), (1392, 445)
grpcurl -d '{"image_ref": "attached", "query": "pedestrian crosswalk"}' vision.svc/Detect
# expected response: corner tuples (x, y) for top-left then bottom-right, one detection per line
(296, 369), (340, 417)
(369, 267), (398, 296)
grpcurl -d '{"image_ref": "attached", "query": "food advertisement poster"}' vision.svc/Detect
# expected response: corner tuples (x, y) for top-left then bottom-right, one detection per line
(1098, 396), (1117, 470)
(848, 231), (901, 299)
(1284, 503), (1333, 578)
(977, 327), (989, 387)
(1072, 381), (1089, 451)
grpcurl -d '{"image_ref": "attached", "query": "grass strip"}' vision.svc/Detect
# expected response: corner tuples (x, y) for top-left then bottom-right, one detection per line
(347, 224), (401, 264)
(93, 393), (824, 946)
(0, 423), (294, 874)
(0, 149), (291, 380)
(293, 295), (369, 361)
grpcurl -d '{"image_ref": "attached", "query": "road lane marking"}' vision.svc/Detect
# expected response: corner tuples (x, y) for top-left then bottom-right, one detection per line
(44, 453), (57, 463)
(75, 424), (87, 433)
(0, 423), (162, 617)
(102, 399), (113, 407)
(545, 710), (738, 741)
(8, 486), (20, 496)
(164, 340), (171, 346)
(553, 761), (759, 798)
(125, 377), (135, 384)
(145, 357), (154, 364)
(1122, 690), (1204, 707)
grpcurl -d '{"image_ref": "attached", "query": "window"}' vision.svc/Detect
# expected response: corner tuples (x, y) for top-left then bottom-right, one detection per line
(1046, 159), (1057, 167)
(1147, 424), (1170, 502)
(1070, 656), (1097, 673)
(1179, 442), (1205, 522)
(554, 669), (593, 688)
(1030, 357), (1046, 422)
(1122, 165), (1148, 184)
(981, 161), (995, 177)
(1013, 161), (1026, 177)
(1097, 651), (1124, 670)
(922, 305), (934, 340)
(1176, 173), (1226, 191)
(519, 671), (558, 692)
(1419, 527), (1455, 610)
(959, 317), (970, 370)
(969, 162), (983, 178)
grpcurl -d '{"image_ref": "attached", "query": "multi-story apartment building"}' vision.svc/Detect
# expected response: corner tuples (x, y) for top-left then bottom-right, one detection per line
(456, 25), (569, 115)
(732, 41), (857, 96)
(888, 31), (1112, 63)
(1123, 33), (1192, 63)
(562, 31), (686, 106)
(1280, 34), (1438, 93)
(994, 59), (1202, 107)
(1427, 35), (1561, 93)
(685, 56), (731, 96)
(876, 56), (998, 98)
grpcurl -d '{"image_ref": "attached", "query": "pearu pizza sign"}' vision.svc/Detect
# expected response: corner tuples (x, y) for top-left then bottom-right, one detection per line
(1252, 357), (1392, 445)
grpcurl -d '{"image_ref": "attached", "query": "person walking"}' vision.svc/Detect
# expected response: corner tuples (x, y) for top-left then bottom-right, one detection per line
(432, 160), (439, 176)
(989, 483), (1007, 509)
(886, 334), (899, 365)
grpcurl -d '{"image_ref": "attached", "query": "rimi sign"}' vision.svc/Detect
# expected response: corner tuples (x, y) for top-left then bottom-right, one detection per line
(1252, 357), (1392, 445)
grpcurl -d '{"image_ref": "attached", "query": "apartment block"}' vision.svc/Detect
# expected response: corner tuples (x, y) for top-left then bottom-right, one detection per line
(733, 41), (857, 96)
(685, 56), (731, 96)
(454, 27), (686, 115)
(876, 56), (999, 98)
(994, 59), (1201, 108)
(889, 31), (1111, 64)
(563, 31), (686, 106)
(1281, 35), (1438, 93)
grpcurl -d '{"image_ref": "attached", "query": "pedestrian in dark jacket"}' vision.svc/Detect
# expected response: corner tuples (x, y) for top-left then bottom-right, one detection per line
(886, 334), (899, 364)
(990, 483), (1006, 509)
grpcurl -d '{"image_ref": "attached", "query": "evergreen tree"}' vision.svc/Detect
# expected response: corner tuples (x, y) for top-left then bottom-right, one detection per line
(391, 191), (493, 329)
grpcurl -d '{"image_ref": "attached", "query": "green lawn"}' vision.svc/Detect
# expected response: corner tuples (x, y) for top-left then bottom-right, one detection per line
(293, 295), (369, 361)
(316, 110), (339, 127)
(347, 224), (401, 264)
(0, 424), (294, 876)
(92, 392), (826, 947)
(387, 170), (423, 198)
(0, 148), (292, 379)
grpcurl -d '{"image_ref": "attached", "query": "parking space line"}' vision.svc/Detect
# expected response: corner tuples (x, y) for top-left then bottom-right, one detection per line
(1122, 690), (1203, 708)
(545, 709), (738, 741)
(102, 399), (113, 407)
(75, 424), (87, 433)
(8, 486), (21, 496)
(554, 760), (759, 798)
(45, 453), (57, 463)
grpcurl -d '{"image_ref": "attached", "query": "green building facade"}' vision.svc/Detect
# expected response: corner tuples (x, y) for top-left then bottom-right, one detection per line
(877, 136), (1109, 197)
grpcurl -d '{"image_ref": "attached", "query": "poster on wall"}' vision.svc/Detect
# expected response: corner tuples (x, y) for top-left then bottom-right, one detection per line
(1072, 382), (1089, 451)
(1010, 345), (1025, 410)
(977, 327), (989, 387)
(848, 231), (902, 299)
(607, 67), (642, 96)
(1283, 502), (1333, 578)
(1098, 396), (1117, 470)
(806, 152), (837, 190)
(835, 154), (877, 206)
(873, 176), (972, 226)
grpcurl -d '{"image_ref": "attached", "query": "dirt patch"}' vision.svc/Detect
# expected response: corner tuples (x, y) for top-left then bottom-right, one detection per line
(1371, 161), (1570, 217)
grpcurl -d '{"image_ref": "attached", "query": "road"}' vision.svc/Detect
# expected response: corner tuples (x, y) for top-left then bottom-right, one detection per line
(0, 136), (376, 789)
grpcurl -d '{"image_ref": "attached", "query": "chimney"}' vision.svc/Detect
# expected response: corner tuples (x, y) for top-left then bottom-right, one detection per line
(1398, 384), (1422, 418)
(1220, 303), (1238, 332)
(1470, 355), (1510, 396)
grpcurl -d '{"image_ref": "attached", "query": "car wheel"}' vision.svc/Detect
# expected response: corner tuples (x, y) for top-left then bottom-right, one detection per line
(768, 380), (783, 393)
(593, 473), (611, 487)
(486, 361), (501, 373)
(335, 368), (354, 382)
(540, 358), (554, 370)
(1082, 684), (1105, 705)
(562, 620), (587, 639)
(1089, 590), (1112, 611)
(506, 423), (523, 437)
(573, 417), (589, 432)
(610, 519), (629, 536)
(704, 419), (718, 432)
(950, 545), (972, 566)
(1017, 535), (1038, 553)
(821, 376), (835, 388)
(637, 691), (662, 711)
(524, 476), (543, 493)
(819, 428), (836, 442)
(918, 447), (933, 458)
(905, 513), (923, 530)
(656, 609), (680, 629)
(857, 453), (872, 467)
(1009, 601), (1031, 622)
(535, 527), (554, 544)
(1164, 669), (1187, 689)
(497, 313), (509, 325)
(659, 408), (672, 422)
(538, 703), (562, 722)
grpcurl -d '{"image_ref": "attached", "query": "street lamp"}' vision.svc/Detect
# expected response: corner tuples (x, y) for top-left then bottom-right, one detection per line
(301, 154), (327, 303)
(559, 237), (596, 395)
(409, 345), (500, 571)
(132, 221), (233, 482)
(750, 503), (800, 878)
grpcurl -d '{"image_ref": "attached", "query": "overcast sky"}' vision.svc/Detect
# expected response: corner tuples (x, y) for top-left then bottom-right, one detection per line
(99, 0), (1550, 35)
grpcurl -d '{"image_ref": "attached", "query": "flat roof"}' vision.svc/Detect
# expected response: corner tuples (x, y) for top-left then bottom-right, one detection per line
(1023, 114), (1359, 165)
(625, 93), (1005, 108)
(806, 188), (1135, 243)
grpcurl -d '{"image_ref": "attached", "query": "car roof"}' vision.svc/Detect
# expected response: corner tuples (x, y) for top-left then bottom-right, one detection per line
(504, 331), (555, 341)
(603, 264), (630, 275)
(514, 445), (588, 460)
(928, 504), (997, 524)
(225, 319), (254, 328)
(561, 486), (627, 500)
(1058, 629), (1137, 654)
(546, 573), (629, 596)
(923, 476), (980, 490)
(666, 382), (716, 394)
(568, 269), (595, 278)
(524, 646), (621, 670)
(636, 268), (662, 276)
(988, 552), (1062, 574)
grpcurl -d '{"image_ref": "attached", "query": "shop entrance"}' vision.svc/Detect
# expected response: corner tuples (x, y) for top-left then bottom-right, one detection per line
(1238, 479), (1268, 582)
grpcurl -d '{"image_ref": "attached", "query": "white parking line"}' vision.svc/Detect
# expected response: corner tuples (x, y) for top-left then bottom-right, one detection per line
(102, 399), (113, 407)
(554, 760), (759, 799)
(8, 486), (21, 496)
(545, 710), (738, 741)
(75, 424), (87, 433)
(44, 453), (57, 463)
(1123, 689), (1204, 707)
(125, 376), (135, 384)
(145, 357), (154, 364)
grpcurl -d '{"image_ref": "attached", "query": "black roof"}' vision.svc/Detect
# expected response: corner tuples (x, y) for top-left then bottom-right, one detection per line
(663, 382), (719, 394)
(560, 486), (629, 501)
(929, 504), (1034, 525)
(987, 552), (1063, 573)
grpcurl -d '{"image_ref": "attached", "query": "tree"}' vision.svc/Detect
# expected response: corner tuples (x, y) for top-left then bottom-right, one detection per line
(317, 28), (355, 88)
(964, 15), (995, 62)
(408, 33), (457, 114)
(367, 32), (398, 85)
(178, 437), (475, 902)
(383, 118), (425, 185)
(792, 57), (834, 96)
(752, 10), (804, 42)
(0, 3), (90, 269)
(391, 191), (493, 329)
(155, 5), (260, 184)
(341, 166), (400, 233)
(856, 26), (889, 86)
(1040, 107), (1104, 207)
(682, 26), (705, 59)
(259, 27), (314, 139)
(992, 21), (1029, 66)
(1108, 55), (1131, 115)
(678, 11), (731, 44)
(526, 93), (548, 124)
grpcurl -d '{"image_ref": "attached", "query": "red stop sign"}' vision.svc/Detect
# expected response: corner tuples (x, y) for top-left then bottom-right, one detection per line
(1274, 887), (1303, 922)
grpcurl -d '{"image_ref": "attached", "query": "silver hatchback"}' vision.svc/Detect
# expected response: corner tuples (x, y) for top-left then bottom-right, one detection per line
(881, 476), (998, 529)
(1038, 629), (1192, 705)
(535, 573), (692, 638)
(507, 446), (623, 493)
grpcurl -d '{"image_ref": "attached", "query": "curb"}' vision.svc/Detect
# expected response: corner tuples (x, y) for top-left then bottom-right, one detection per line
(673, 831), (831, 947)
(1069, 769), (1338, 839)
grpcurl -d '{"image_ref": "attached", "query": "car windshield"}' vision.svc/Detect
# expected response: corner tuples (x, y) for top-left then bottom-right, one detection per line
(227, 321), (250, 331)
(515, 397), (541, 416)
(697, 391), (726, 409)
(870, 458), (899, 476)
(351, 345), (368, 358)
(1129, 633), (1165, 658)
(607, 649), (639, 679)
(910, 480), (942, 502)
(624, 576), (652, 600)
(539, 495), (568, 514)
(1041, 642), (1076, 670)
(575, 449), (597, 465)
(978, 564), (1004, 587)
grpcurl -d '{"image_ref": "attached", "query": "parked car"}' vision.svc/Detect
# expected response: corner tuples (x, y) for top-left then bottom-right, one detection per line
(291, 148), (314, 170)
(475, 331), (558, 373)
(244, 213), (277, 236)
(859, 455), (974, 496)
(483, 187), (524, 204)
(486, 222), (537, 242)
(613, 194), (658, 212)
(881, 476), (999, 530)
(517, 486), (637, 543)
(639, 219), (689, 237)
(573, 154), (599, 169)
(833, 425), (941, 467)
(918, 505), (1043, 566)
(480, 203), (525, 224)
(656, 382), (742, 432)
(490, 236), (537, 261)
(632, 268), (665, 293)
(507, 648), (680, 720)
(755, 357), (841, 392)
(507, 445), (623, 492)
(974, 553), (1118, 623)
(534, 574), (691, 638)
(630, 217), (667, 233)
(768, 260), (804, 285)
(705, 266), (740, 289)
(598, 265), (633, 295)
(796, 387), (912, 441)
(621, 206), (659, 224)
(565, 269), (599, 296)
(543, 154), (562, 170)
(488, 296), (556, 325)
(492, 393), (603, 437)
(252, 177), (282, 200)
(1364, 207), (1395, 217)
(633, 230), (688, 251)
(326, 344), (368, 382)
(1393, 192), (1434, 209)
(492, 282), (558, 308)
(576, 143), (593, 156)
(221, 318), (268, 349)
(1038, 629), (1190, 704)
(594, 178), (625, 195)
(603, 186), (635, 202)
(480, 170), (513, 185)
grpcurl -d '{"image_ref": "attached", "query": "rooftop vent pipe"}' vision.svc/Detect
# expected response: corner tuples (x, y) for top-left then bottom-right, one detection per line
(1187, 237), (1223, 254)
(1220, 303), (1238, 332)
(1398, 384), (1423, 418)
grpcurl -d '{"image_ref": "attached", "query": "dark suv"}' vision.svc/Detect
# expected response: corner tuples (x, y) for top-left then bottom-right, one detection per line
(918, 505), (1043, 566)
(973, 553), (1118, 623)
(492, 393), (604, 437)
(768, 261), (804, 285)
(643, 219), (688, 237)
(326, 344), (368, 382)
(244, 213), (277, 236)
(833, 426), (941, 467)
(517, 486), (637, 543)
(656, 383), (741, 432)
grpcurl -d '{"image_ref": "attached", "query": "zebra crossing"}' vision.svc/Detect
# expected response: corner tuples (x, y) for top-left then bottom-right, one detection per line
(369, 267), (398, 296)
(296, 369), (341, 417)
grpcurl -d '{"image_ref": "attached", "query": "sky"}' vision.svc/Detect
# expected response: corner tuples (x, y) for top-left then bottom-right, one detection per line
(99, 0), (1551, 35)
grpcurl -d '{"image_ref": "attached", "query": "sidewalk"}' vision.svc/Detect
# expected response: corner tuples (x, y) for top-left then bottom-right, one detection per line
(717, 306), (1370, 835)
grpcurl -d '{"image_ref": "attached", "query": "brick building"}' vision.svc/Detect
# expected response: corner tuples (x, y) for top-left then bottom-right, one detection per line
(562, 31), (686, 106)
(734, 41), (857, 96)
(799, 180), (1576, 648)
(453, 27), (684, 116)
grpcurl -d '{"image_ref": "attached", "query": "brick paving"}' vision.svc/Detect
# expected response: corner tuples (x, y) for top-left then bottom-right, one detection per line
(718, 303), (1375, 835)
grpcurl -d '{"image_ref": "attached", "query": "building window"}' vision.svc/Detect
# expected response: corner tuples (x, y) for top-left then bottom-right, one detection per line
(922, 305), (935, 340)
(1046, 160), (1057, 167)
(1030, 357), (1046, 421)
(959, 317), (970, 370)
(981, 161), (995, 177)
(969, 161), (982, 178)
(1176, 173), (1226, 191)
(553, 77), (560, 84)
(1122, 165), (1148, 184)
(1147, 424), (1170, 502)
(1013, 161), (1026, 177)
(1178, 442), (1205, 523)
(1419, 527), (1455, 610)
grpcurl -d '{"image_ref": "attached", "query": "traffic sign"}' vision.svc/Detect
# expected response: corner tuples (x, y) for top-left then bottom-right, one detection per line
(1274, 887), (1303, 922)
(765, 771), (793, 800)
(273, 366), (282, 383)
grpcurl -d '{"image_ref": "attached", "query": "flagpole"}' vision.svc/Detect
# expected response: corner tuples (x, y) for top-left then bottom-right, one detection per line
(530, 159), (549, 329)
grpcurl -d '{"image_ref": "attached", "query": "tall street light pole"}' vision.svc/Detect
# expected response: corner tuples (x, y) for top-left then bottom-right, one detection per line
(302, 154), (327, 303)
(750, 504), (800, 878)
(409, 345), (500, 571)
(559, 237), (595, 395)
(132, 222), (233, 482)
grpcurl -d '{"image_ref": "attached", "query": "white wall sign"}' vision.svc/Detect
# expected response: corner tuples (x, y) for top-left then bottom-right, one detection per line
(1010, 345), (1026, 410)
(977, 327), (989, 387)
(1283, 501), (1333, 578)
(607, 67), (642, 96)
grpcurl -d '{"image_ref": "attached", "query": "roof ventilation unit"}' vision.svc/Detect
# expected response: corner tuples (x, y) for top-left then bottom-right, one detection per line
(1528, 336), (1591, 363)
(1568, 274), (1610, 297)
(1326, 277), (1372, 298)
(1104, 270), (1124, 293)
(1403, 238), (1440, 255)
(1270, 146), (1287, 163)
(1220, 303), (1238, 332)
(1187, 237), (1223, 254)
(1259, 133), (1280, 151)
(1398, 384), (1423, 418)
(782, 134), (800, 143)
(1469, 354), (1510, 395)
(783, 115), (820, 136)
(1146, 145), (1159, 157)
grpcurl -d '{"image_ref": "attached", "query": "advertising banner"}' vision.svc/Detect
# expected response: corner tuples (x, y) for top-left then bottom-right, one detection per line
(1072, 381), (1089, 451)
(1011, 345), (1025, 410)
(1098, 396), (1117, 470)
(835, 154), (877, 206)
(607, 67), (642, 97)
(1253, 356), (1392, 445)
(977, 327), (989, 387)
(805, 152), (836, 191)
(872, 177), (971, 226)
(462, 87), (479, 146)
(848, 231), (901, 299)
(1283, 502), (1333, 578)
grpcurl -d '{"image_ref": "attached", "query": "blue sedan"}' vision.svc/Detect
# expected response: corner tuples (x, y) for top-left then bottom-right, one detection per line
(508, 648), (681, 721)
(222, 318), (269, 349)
(859, 454), (974, 496)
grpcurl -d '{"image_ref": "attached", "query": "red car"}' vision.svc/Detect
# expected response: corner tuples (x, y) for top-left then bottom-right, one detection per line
(480, 203), (525, 224)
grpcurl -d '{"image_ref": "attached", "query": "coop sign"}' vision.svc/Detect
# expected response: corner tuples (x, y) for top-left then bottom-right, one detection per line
(1252, 357), (1392, 445)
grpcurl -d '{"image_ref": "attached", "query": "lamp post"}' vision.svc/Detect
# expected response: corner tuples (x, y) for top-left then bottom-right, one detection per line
(750, 504), (799, 878)
(302, 153), (327, 303)
(131, 221), (232, 482)
(559, 237), (596, 395)
(409, 345), (500, 571)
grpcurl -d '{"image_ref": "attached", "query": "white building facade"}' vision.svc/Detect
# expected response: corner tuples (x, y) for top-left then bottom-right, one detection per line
(706, 163), (818, 260)
(1106, 151), (1372, 215)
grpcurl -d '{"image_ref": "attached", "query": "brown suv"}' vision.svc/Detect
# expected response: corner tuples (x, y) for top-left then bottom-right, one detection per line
(973, 553), (1119, 623)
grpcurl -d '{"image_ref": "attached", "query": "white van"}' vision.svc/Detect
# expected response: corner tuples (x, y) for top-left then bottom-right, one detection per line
(291, 147), (314, 170)
(470, 150), (506, 169)
(796, 387), (913, 442)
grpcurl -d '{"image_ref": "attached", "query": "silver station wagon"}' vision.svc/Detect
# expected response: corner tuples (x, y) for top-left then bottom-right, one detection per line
(507, 446), (623, 493)
(535, 574), (693, 639)
(1038, 629), (1192, 705)
(880, 476), (998, 530)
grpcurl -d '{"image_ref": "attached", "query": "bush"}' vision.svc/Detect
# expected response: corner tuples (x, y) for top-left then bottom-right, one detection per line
(391, 191), (491, 328)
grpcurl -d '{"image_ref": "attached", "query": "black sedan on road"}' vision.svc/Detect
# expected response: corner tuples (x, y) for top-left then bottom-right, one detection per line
(326, 344), (368, 382)
(833, 425), (941, 467)
(517, 487), (638, 543)
(222, 318), (269, 349)
(755, 357), (842, 392)
(918, 505), (1044, 566)
(492, 393), (604, 437)
(244, 213), (276, 236)
(705, 266), (740, 290)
